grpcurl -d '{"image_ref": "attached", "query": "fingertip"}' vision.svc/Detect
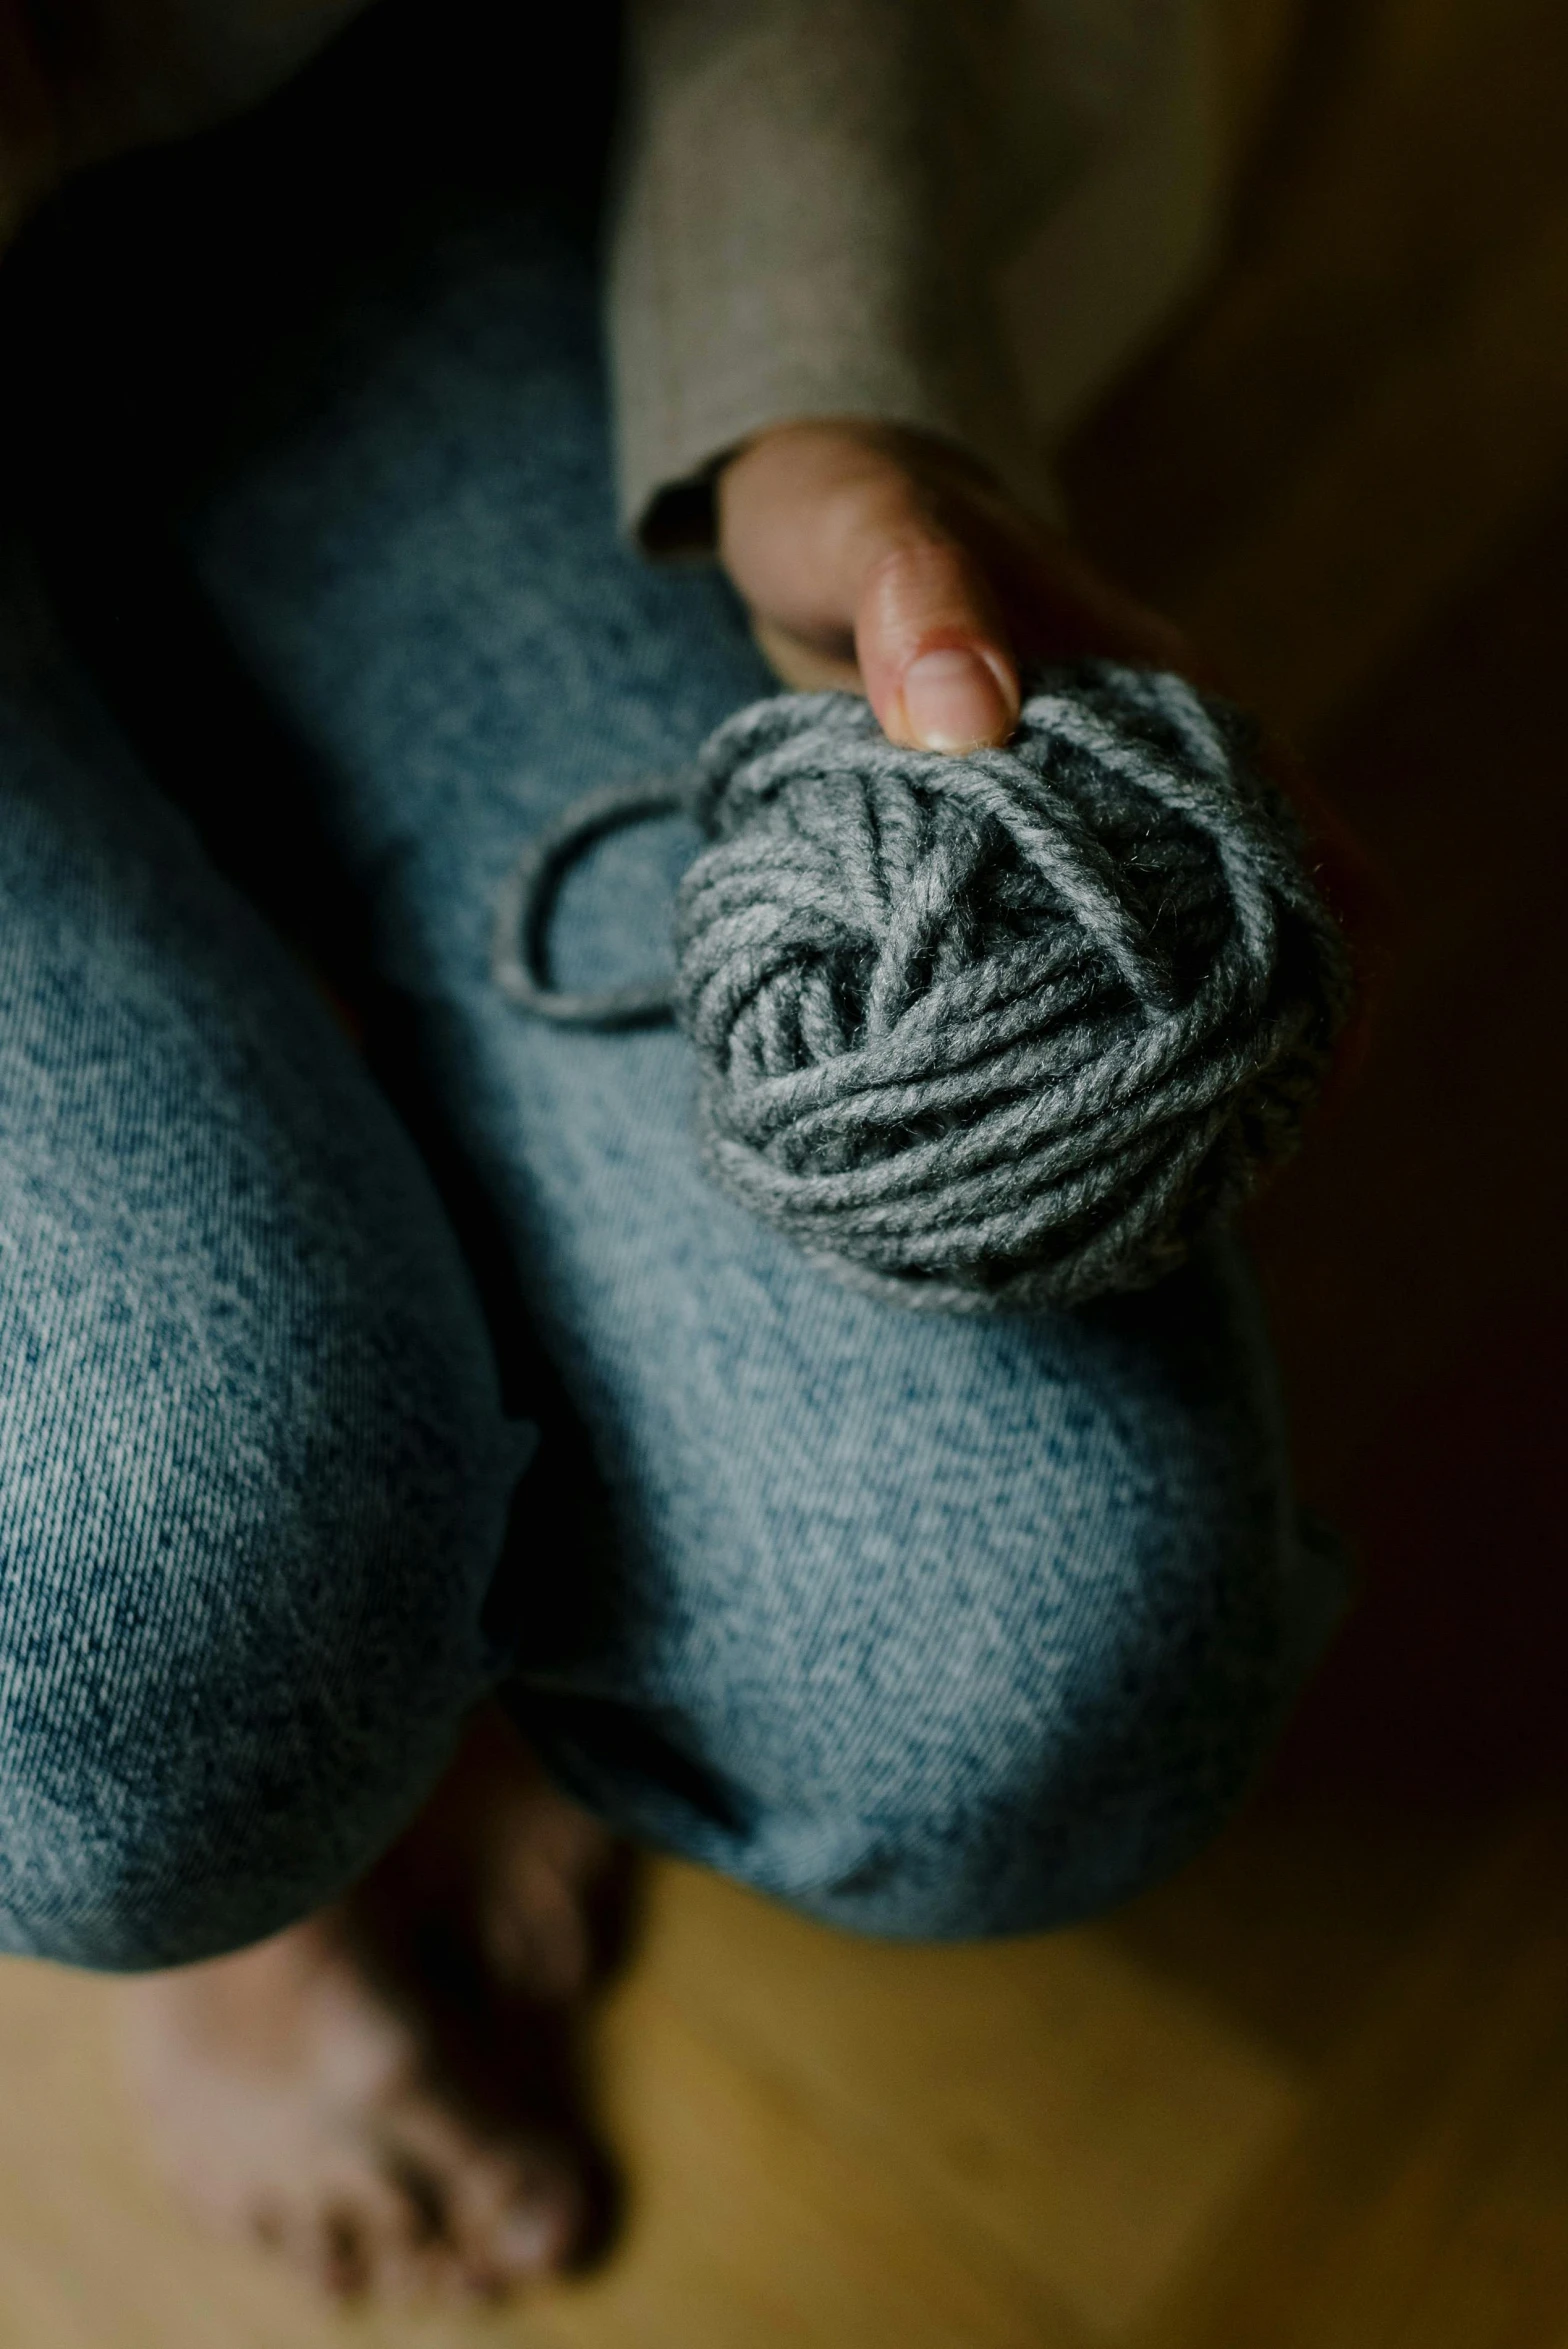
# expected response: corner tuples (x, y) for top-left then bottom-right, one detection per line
(892, 643), (1019, 752)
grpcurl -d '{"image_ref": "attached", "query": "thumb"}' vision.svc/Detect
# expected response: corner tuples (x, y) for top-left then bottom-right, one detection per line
(853, 531), (1020, 751)
(718, 422), (1022, 752)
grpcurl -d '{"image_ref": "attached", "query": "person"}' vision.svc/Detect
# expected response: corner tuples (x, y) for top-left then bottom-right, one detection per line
(0, 0), (1345, 2304)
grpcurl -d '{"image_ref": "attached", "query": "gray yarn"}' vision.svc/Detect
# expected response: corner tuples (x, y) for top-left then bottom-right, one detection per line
(494, 662), (1351, 1312)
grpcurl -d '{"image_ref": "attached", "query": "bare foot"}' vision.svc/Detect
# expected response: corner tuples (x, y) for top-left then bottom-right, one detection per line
(121, 1704), (629, 2303)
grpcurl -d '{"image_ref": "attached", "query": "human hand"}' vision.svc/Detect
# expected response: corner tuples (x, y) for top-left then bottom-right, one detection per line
(717, 417), (1190, 751)
(718, 416), (1387, 1090)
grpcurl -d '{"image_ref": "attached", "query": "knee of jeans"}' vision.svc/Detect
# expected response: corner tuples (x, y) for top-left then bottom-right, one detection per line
(717, 1384), (1311, 1942)
(0, 1289), (525, 1971)
(0, 1280), (523, 1972)
(0, 1121), (526, 1971)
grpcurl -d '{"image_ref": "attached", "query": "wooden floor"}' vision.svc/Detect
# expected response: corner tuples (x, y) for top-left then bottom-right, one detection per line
(4, 1), (1568, 2342)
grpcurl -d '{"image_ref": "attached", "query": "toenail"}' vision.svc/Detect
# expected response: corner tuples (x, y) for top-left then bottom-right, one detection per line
(495, 2204), (560, 2270)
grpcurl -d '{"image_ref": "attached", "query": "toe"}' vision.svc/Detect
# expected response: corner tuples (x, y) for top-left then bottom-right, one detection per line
(256, 2161), (439, 2303)
(386, 2101), (585, 2293)
(461, 2152), (585, 2294)
(469, 2179), (580, 2290)
(319, 2205), (372, 2299)
(341, 2169), (443, 2303)
(261, 2196), (355, 2297)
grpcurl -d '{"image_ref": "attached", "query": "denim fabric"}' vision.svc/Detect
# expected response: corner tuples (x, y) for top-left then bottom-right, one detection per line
(0, 544), (528, 1969)
(180, 200), (1343, 1942)
(0, 186), (1342, 1970)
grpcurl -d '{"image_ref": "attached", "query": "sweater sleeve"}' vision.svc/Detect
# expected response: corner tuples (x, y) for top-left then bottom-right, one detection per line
(607, 0), (1053, 548)
(607, 0), (1216, 550)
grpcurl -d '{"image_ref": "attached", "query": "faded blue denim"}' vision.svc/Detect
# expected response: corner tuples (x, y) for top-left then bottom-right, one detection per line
(0, 177), (1342, 1971)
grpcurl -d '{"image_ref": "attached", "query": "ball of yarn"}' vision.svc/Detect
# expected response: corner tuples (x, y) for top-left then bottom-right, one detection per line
(672, 663), (1349, 1310)
(496, 662), (1351, 1312)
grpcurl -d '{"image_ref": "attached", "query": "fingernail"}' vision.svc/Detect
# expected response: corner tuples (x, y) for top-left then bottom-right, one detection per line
(900, 647), (1016, 750)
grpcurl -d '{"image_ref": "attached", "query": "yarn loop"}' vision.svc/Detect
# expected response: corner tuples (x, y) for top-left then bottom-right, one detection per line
(496, 664), (1350, 1311)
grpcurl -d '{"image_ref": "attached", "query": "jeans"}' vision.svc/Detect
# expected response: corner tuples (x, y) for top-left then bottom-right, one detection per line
(0, 42), (1342, 1972)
